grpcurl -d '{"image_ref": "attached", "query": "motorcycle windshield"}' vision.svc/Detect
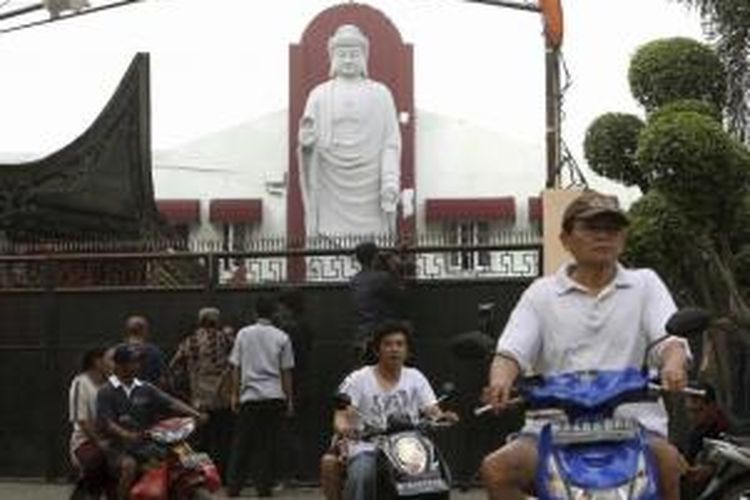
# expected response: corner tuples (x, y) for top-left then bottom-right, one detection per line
(556, 439), (642, 489)
(520, 368), (649, 415)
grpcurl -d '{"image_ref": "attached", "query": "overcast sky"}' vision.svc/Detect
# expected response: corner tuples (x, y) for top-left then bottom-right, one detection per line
(0, 0), (704, 200)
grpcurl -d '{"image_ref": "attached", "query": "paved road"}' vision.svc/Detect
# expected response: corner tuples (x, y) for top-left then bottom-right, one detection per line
(0, 481), (488, 499)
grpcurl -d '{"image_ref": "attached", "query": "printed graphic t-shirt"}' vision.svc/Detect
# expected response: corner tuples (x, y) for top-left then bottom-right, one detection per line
(338, 365), (437, 456)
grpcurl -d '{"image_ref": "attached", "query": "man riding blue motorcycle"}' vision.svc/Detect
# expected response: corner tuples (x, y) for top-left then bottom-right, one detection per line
(480, 191), (691, 500)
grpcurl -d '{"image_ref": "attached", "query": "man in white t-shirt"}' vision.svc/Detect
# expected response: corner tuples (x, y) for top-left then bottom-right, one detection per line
(322, 320), (457, 500)
(480, 191), (691, 500)
(68, 347), (110, 497)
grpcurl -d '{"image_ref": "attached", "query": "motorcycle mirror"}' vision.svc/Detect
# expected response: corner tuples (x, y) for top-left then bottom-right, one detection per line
(665, 307), (711, 338)
(440, 381), (456, 397)
(449, 330), (494, 360)
(333, 392), (352, 410)
(478, 302), (495, 314)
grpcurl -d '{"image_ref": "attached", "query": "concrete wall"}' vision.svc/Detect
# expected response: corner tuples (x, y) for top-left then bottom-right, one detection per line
(542, 188), (582, 275)
(153, 110), (546, 237)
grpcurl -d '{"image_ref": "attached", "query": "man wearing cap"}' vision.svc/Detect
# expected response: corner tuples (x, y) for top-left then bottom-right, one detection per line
(97, 344), (207, 500)
(297, 23), (401, 236)
(480, 191), (691, 500)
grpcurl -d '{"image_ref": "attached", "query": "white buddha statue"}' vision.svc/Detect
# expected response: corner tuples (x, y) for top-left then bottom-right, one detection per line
(297, 24), (401, 237)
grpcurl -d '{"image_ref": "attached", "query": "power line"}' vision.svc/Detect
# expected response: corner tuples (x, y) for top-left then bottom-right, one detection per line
(463, 0), (540, 13)
(0, 0), (143, 34)
(0, 2), (43, 22)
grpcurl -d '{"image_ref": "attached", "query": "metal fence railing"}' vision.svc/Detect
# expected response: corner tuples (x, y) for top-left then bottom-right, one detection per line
(0, 229), (543, 290)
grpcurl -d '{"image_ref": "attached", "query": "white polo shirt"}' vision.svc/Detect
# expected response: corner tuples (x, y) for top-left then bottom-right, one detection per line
(496, 262), (689, 436)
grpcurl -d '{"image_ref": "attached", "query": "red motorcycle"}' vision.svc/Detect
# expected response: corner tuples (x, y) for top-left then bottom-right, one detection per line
(130, 417), (221, 500)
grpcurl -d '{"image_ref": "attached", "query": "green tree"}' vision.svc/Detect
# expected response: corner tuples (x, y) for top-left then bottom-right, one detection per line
(584, 113), (648, 191)
(628, 37), (727, 112)
(585, 36), (750, 424)
(584, 39), (750, 313)
(647, 98), (722, 124)
(670, 0), (750, 141)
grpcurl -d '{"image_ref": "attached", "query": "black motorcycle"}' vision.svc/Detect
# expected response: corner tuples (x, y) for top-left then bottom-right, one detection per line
(693, 434), (750, 499)
(666, 308), (750, 499)
(336, 390), (456, 499)
(361, 412), (454, 499)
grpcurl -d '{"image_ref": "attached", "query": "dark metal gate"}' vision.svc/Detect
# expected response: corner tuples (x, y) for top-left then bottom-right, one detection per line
(0, 234), (541, 483)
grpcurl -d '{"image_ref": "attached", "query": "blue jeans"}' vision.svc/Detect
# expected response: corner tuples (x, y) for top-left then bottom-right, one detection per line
(344, 451), (377, 500)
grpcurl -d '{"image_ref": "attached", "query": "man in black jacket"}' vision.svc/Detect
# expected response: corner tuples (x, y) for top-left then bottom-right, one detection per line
(349, 242), (404, 363)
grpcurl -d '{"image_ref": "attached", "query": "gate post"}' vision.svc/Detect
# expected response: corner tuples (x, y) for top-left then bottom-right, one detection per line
(41, 257), (61, 480)
(205, 252), (218, 302)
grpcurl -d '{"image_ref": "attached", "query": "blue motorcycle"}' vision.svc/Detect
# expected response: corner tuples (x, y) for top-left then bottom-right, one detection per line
(518, 367), (664, 499)
(468, 308), (711, 499)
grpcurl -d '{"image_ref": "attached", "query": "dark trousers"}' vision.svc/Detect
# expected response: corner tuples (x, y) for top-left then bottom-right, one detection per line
(193, 408), (234, 482)
(226, 399), (286, 495)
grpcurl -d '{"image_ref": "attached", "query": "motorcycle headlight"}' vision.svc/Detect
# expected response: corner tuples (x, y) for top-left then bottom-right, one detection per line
(148, 420), (195, 443)
(549, 457), (631, 500)
(565, 454), (648, 500)
(568, 485), (630, 499)
(392, 436), (428, 475)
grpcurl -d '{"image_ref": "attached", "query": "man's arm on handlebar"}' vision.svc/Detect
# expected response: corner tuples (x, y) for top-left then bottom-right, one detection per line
(149, 383), (207, 423)
(423, 403), (459, 423)
(333, 407), (355, 437)
(166, 395), (207, 422)
(658, 339), (689, 391)
(103, 418), (141, 444)
(484, 352), (522, 409)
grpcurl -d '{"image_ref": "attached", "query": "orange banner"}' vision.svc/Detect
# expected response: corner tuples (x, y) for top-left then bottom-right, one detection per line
(539, 0), (563, 48)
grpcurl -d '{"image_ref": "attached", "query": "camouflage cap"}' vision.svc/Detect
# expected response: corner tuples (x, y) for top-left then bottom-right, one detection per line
(562, 191), (629, 229)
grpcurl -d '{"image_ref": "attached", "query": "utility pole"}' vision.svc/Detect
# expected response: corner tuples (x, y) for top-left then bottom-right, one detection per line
(545, 39), (561, 188)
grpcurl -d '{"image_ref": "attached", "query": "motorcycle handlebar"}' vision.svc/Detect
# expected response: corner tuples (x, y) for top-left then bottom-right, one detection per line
(473, 397), (523, 416)
(358, 417), (456, 440)
(647, 383), (706, 398)
(473, 385), (705, 416)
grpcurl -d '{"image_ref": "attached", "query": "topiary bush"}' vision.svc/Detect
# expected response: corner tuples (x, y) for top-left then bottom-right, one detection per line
(648, 98), (722, 124)
(629, 37), (726, 112)
(636, 111), (750, 231)
(584, 113), (648, 191)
